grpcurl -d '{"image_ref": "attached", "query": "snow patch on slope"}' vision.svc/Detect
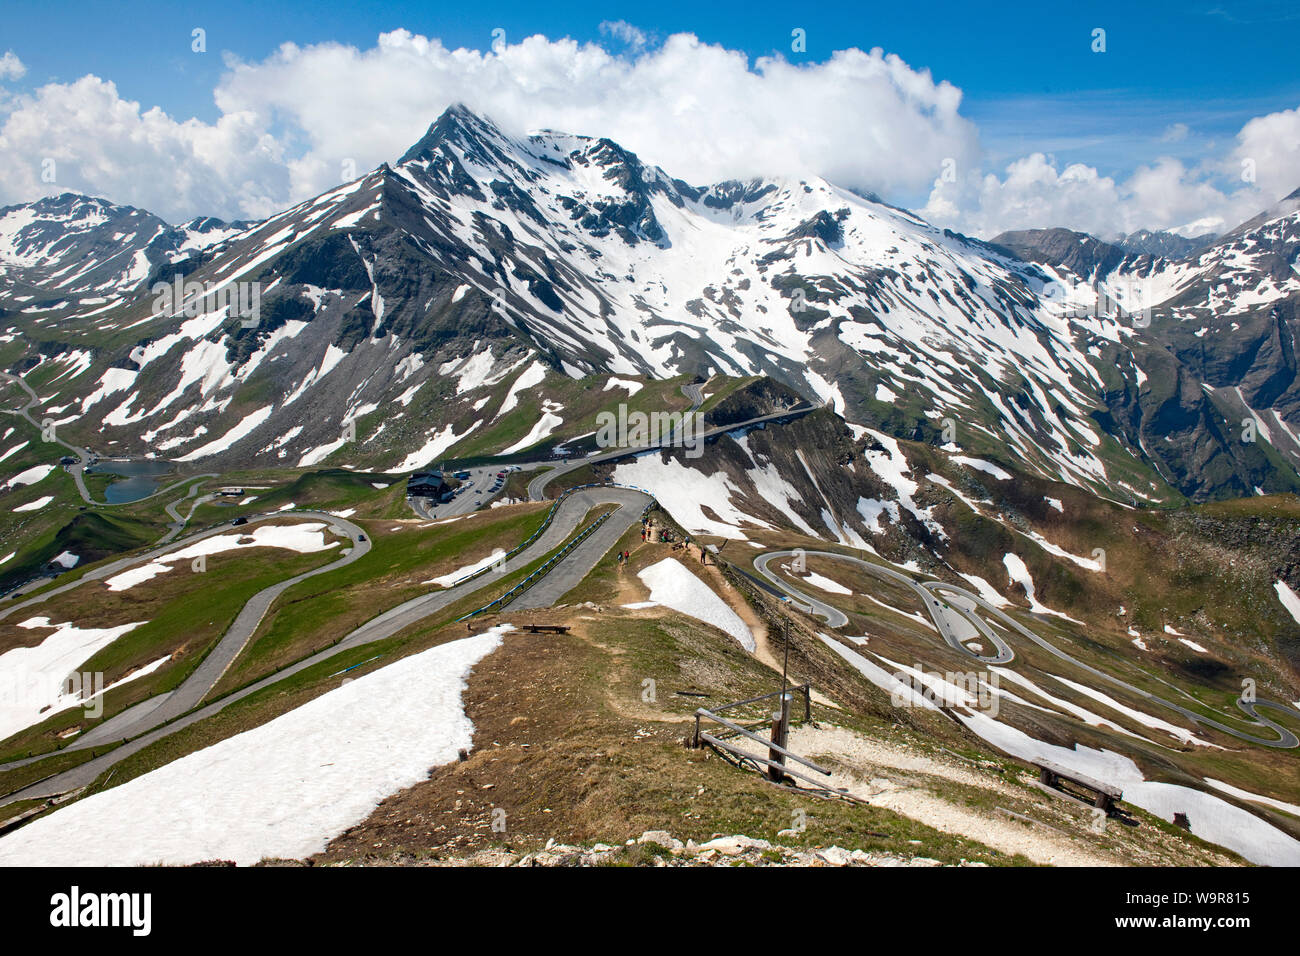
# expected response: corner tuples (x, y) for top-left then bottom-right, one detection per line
(637, 558), (754, 652)
(0, 629), (507, 866)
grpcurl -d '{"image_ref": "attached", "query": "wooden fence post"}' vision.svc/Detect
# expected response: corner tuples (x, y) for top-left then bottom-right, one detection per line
(768, 693), (791, 782)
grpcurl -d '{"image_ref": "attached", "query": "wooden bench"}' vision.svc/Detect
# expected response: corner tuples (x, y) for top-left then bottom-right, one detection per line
(524, 624), (571, 634)
(1034, 759), (1123, 811)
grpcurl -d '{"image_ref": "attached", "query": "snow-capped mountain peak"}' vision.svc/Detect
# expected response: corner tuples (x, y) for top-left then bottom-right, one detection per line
(4, 104), (1300, 504)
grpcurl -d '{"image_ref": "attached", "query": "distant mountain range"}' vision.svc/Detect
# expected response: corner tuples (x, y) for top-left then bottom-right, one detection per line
(1114, 229), (1218, 259)
(0, 193), (250, 298)
(2, 104), (1299, 504)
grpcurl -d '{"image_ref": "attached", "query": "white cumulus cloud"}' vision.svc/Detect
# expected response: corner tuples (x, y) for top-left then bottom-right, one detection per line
(1229, 105), (1300, 198)
(0, 74), (287, 223)
(0, 52), (25, 81)
(210, 30), (982, 217)
(0, 30), (979, 225)
(924, 108), (1300, 239)
(599, 20), (649, 50)
(0, 28), (1295, 243)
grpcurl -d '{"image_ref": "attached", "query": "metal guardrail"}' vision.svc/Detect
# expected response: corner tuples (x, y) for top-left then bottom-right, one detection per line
(450, 481), (656, 622)
(443, 481), (654, 591)
(453, 509), (613, 621)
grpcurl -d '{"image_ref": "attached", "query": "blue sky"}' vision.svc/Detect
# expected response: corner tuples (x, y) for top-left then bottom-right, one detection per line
(1, 0), (1297, 234)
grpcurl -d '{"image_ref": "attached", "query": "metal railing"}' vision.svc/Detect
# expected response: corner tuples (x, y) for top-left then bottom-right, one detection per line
(451, 481), (656, 621)
(452, 509), (614, 621)
(444, 480), (654, 590)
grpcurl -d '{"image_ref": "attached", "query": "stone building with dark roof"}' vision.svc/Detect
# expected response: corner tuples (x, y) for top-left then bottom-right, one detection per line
(407, 470), (451, 499)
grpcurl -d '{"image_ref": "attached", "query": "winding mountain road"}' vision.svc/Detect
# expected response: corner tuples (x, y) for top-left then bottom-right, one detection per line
(754, 548), (1299, 749)
(680, 381), (707, 408)
(526, 401), (818, 500)
(76, 513), (371, 746)
(2, 368), (220, 510)
(0, 485), (651, 803)
(0, 369), (93, 502)
(0, 511), (368, 759)
(0, 370), (808, 807)
(754, 549), (1014, 663)
(158, 482), (218, 544)
(510, 488), (648, 609)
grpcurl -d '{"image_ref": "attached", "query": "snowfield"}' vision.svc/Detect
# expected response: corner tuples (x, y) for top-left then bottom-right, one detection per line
(0, 618), (146, 741)
(951, 456), (1012, 481)
(1275, 580), (1300, 626)
(958, 712), (1300, 867)
(102, 522), (341, 592)
(603, 376), (644, 397)
(611, 455), (764, 539)
(797, 570), (851, 595)
(637, 558), (755, 652)
(1047, 673), (1222, 748)
(500, 400), (564, 454)
(425, 549), (505, 588)
(497, 359), (547, 418)
(0, 440), (29, 463)
(1202, 778), (1300, 819)
(12, 495), (53, 512)
(174, 406), (273, 461)
(956, 572), (1009, 607)
(394, 420), (481, 472)
(2, 464), (54, 490)
(1001, 553), (1082, 622)
(0, 629), (507, 866)
(818, 634), (936, 710)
